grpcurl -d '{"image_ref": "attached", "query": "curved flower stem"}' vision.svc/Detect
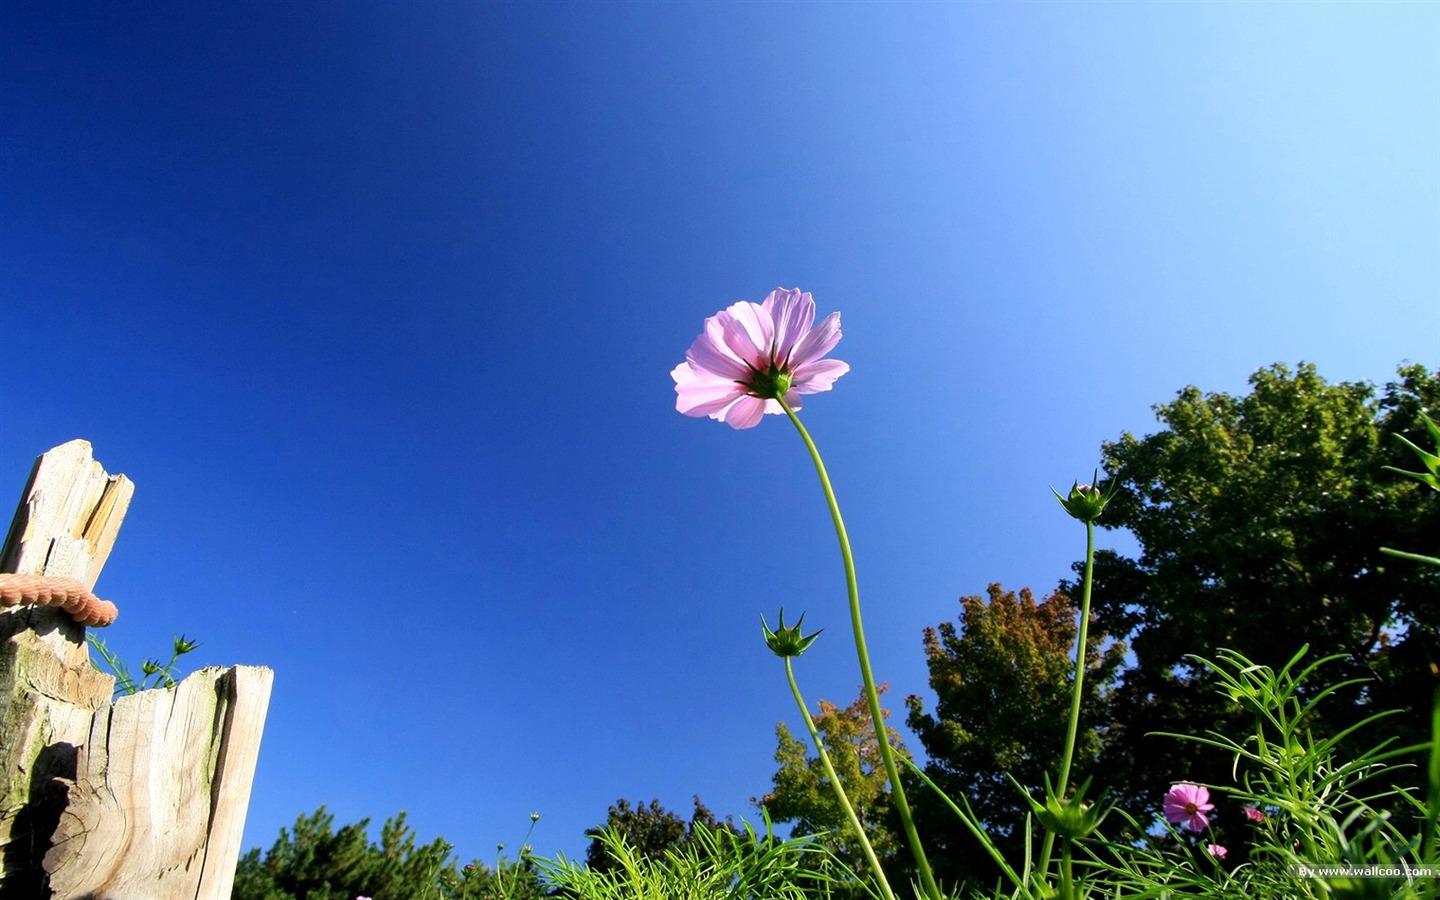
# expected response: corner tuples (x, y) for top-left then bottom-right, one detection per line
(778, 398), (942, 900)
(1039, 519), (1096, 878)
(785, 657), (898, 900)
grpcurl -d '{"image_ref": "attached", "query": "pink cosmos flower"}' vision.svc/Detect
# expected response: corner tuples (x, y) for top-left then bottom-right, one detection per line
(1163, 783), (1214, 832)
(671, 288), (849, 429)
(1243, 806), (1266, 824)
(1206, 844), (1228, 860)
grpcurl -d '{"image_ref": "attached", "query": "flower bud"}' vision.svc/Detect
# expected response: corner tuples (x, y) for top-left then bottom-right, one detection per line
(1053, 470), (1119, 524)
(762, 609), (823, 658)
(1017, 774), (1111, 842)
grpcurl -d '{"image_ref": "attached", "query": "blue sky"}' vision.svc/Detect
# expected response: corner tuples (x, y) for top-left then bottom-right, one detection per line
(2, 0), (1436, 867)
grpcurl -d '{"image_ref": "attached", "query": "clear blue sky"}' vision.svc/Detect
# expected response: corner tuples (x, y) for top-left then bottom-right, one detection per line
(2, 0), (1436, 867)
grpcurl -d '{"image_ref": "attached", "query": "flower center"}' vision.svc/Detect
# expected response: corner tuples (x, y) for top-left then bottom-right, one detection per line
(744, 365), (792, 400)
(1185, 802), (1198, 815)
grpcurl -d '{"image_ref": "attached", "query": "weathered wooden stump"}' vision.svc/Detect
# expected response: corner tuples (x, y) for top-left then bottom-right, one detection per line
(0, 440), (273, 899)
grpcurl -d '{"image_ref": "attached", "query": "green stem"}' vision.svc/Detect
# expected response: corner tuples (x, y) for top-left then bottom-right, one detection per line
(779, 398), (942, 900)
(1426, 687), (1440, 866)
(1039, 519), (1096, 878)
(785, 657), (898, 900)
(1057, 520), (1095, 795)
(1058, 840), (1074, 900)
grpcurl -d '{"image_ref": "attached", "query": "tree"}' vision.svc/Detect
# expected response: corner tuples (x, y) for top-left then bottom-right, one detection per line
(232, 806), (545, 900)
(903, 584), (1125, 889)
(583, 796), (731, 875)
(1081, 362), (1440, 822)
(757, 684), (908, 885)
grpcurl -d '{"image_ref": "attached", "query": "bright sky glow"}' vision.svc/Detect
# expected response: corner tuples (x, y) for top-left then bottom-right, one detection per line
(2, 0), (1436, 864)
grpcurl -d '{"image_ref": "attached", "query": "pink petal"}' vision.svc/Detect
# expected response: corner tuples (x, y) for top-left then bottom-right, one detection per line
(683, 391), (746, 417)
(788, 311), (843, 369)
(763, 288), (815, 362)
(721, 395), (767, 429)
(686, 327), (750, 382)
(791, 358), (849, 394)
(719, 301), (773, 369)
(672, 363), (745, 416)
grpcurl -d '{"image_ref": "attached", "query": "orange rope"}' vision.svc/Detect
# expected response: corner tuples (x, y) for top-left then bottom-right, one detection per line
(0, 573), (119, 627)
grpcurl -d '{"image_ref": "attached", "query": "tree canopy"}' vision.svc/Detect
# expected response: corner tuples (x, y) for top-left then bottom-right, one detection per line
(231, 806), (545, 900)
(1083, 362), (1440, 816)
(904, 584), (1124, 888)
(758, 683), (908, 885)
(583, 796), (731, 875)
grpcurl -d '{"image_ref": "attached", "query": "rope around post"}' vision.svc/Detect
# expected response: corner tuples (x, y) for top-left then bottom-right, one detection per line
(0, 574), (119, 627)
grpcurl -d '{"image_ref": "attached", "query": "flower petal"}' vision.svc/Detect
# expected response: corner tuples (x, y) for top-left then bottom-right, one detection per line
(685, 317), (750, 381)
(763, 288), (815, 363)
(791, 358), (849, 394)
(788, 310), (843, 369)
(719, 301), (773, 369)
(672, 364), (747, 417)
(721, 395), (767, 429)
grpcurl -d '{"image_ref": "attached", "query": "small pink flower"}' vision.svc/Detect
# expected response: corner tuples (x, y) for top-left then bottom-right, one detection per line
(1163, 783), (1214, 832)
(1206, 843), (1227, 859)
(671, 288), (849, 429)
(1243, 806), (1266, 823)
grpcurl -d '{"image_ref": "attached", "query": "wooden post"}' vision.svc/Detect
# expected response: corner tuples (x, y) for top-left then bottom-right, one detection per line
(0, 441), (274, 899)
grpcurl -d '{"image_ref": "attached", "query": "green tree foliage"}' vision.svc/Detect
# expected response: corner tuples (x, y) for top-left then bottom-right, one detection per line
(583, 797), (732, 876)
(757, 684), (907, 885)
(1082, 362), (1440, 821)
(903, 584), (1125, 888)
(232, 806), (545, 900)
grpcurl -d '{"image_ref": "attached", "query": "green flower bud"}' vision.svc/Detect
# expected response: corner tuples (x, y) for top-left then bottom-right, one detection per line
(1017, 774), (1111, 842)
(1052, 470), (1120, 524)
(762, 608), (823, 658)
(174, 634), (201, 655)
